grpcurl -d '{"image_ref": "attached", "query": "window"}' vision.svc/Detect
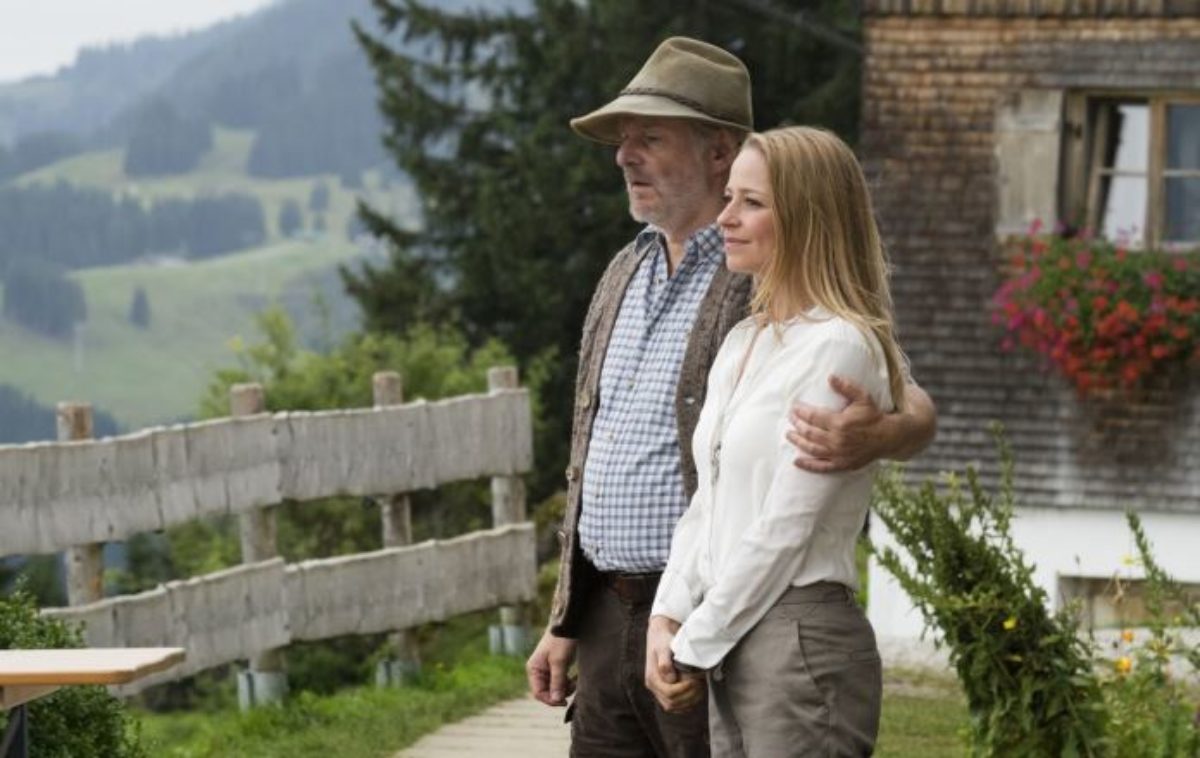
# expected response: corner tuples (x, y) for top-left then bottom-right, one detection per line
(1059, 574), (1200, 630)
(1062, 94), (1200, 248)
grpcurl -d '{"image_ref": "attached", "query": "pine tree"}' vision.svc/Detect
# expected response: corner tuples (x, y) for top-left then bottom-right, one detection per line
(278, 199), (304, 238)
(309, 181), (331, 213)
(129, 286), (151, 329)
(348, 0), (862, 497)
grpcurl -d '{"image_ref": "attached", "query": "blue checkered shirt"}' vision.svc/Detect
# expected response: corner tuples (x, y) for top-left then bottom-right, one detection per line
(578, 223), (724, 572)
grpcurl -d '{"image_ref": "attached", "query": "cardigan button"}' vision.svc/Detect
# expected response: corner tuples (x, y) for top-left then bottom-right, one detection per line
(565, 465), (581, 483)
(683, 395), (696, 406)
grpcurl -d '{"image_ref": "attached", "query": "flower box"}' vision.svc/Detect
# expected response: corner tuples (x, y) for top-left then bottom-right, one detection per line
(992, 223), (1200, 395)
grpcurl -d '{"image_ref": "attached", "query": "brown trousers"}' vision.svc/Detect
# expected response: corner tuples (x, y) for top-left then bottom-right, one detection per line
(708, 583), (882, 757)
(570, 580), (710, 758)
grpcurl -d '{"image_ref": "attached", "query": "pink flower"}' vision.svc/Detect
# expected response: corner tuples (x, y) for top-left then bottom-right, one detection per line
(1143, 271), (1164, 290)
(1075, 251), (1093, 270)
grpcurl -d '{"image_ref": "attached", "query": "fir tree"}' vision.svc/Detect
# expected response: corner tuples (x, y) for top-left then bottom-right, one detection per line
(348, 0), (862, 497)
(129, 286), (151, 329)
(309, 181), (331, 213)
(279, 198), (305, 238)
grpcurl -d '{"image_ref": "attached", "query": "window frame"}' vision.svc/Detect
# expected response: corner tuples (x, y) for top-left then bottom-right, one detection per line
(1062, 91), (1200, 250)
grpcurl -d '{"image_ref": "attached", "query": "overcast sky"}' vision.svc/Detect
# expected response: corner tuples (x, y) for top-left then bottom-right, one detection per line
(0, 0), (277, 84)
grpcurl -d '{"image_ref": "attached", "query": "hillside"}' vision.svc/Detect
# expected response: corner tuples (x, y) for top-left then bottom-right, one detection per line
(0, 0), (439, 438)
(15, 126), (416, 240)
(0, 238), (387, 431)
(0, 15), (252, 144)
(0, 127), (419, 431)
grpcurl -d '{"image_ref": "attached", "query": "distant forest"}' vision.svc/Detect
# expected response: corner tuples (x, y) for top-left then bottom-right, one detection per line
(0, 384), (120, 443)
(0, 183), (266, 269)
(0, 0), (387, 182)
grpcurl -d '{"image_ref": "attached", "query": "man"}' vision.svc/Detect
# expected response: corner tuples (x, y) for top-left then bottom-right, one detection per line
(526, 37), (937, 757)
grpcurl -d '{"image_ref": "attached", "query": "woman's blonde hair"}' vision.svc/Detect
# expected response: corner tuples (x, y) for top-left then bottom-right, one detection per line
(745, 126), (907, 410)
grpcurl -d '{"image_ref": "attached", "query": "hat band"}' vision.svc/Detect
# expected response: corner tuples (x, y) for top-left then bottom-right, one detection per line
(618, 86), (745, 128)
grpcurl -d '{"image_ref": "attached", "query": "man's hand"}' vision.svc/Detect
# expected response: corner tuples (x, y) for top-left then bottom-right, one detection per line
(526, 629), (577, 706)
(789, 376), (937, 471)
(788, 375), (886, 473)
(645, 615), (705, 713)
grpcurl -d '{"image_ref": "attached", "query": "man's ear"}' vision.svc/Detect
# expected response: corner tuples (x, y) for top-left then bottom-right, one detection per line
(710, 130), (739, 173)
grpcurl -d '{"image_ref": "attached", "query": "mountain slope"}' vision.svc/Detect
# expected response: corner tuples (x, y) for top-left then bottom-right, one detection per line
(0, 239), (381, 429)
(0, 14), (252, 145)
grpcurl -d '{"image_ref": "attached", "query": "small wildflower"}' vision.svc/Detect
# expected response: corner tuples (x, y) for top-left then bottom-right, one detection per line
(1003, 616), (1018, 631)
(1115, 656), (1133, 675)
(1120, 554), (1138, 567)
(1121, 629), (1134, 644)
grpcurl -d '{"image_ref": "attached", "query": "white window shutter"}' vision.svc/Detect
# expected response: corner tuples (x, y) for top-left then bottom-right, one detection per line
(994, 89), (1064, 237)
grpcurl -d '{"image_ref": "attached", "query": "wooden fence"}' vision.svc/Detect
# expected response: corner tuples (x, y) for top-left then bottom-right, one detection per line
(0, 369), (536, 700)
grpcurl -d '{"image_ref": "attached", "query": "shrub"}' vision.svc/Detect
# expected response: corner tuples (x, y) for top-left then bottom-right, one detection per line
(870, 426), (1108, 755)
(0, 585), (147, 757)
(1099, 513), (1200, 758)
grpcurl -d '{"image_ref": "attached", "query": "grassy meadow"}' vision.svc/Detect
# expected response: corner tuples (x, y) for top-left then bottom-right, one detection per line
(1, 127), (417, 431)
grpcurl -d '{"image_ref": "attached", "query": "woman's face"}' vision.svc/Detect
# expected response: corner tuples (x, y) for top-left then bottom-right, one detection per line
(718, 147), (775, 275)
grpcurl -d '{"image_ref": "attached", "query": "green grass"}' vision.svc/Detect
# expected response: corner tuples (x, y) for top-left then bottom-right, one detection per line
(135, 655), (968, 758)
(877, 670), (970, 756)
(137, 654), (528, 758)
(0, 239), (368, 429)
(0, 128), (420, 430)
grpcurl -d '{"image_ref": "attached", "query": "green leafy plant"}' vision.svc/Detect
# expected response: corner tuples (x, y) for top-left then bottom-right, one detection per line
(991, 226), (1200, 394)
(870, 426), (1108, 756)
(1098, 513), (1200, 758)
(0, 584), (147, 757)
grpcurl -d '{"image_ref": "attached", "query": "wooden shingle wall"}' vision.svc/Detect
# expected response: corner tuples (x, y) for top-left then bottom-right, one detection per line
(861, 15), (1200, 512)
(863, 0), (1200, 17)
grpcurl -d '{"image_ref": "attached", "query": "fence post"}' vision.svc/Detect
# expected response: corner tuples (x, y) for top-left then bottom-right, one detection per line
(487, 366), (529, 655)
(372, 371), (421, 686)
(58, 403), (104, 607)
(231, 383), (287, 709)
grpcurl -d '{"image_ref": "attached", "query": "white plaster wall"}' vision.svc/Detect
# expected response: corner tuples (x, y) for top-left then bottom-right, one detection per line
(868, 506), (1200, 667)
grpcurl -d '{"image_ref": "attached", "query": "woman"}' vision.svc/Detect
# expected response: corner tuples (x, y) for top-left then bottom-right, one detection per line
(646, 126), (907, 756)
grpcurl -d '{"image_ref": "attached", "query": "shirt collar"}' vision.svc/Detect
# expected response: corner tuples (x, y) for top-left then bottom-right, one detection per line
(635, 223), (724, 265)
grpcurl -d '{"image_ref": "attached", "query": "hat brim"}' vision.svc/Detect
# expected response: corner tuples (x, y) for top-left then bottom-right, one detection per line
(570, 94), (750, 145)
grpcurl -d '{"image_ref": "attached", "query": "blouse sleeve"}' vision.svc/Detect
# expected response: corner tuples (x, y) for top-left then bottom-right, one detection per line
(668, 333), (888, 670)
(651, 488), (707, 624)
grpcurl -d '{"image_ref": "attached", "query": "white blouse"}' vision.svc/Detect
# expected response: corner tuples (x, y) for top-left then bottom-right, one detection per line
(651, 309), (895, 670)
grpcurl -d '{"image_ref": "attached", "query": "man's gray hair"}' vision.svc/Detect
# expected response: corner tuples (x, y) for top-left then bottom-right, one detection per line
(689, 121), (747, 153)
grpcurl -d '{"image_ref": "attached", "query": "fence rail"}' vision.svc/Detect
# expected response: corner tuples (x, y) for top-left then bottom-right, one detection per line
(43, 525), (535, 694)
(1, 370), (535, 703)
(0, 391), (532, 555)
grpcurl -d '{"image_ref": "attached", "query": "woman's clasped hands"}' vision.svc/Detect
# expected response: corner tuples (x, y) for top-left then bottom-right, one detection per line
(645, 615), (706, 713)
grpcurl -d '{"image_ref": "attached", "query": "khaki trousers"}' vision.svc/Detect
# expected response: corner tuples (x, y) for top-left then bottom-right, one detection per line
(707, 583), (882, 757)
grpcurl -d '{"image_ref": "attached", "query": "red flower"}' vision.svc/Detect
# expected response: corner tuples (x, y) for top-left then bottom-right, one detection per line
(991, 228), (1200, 396)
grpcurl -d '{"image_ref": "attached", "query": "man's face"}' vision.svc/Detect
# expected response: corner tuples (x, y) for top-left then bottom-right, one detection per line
(615, 117), (713, 234)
